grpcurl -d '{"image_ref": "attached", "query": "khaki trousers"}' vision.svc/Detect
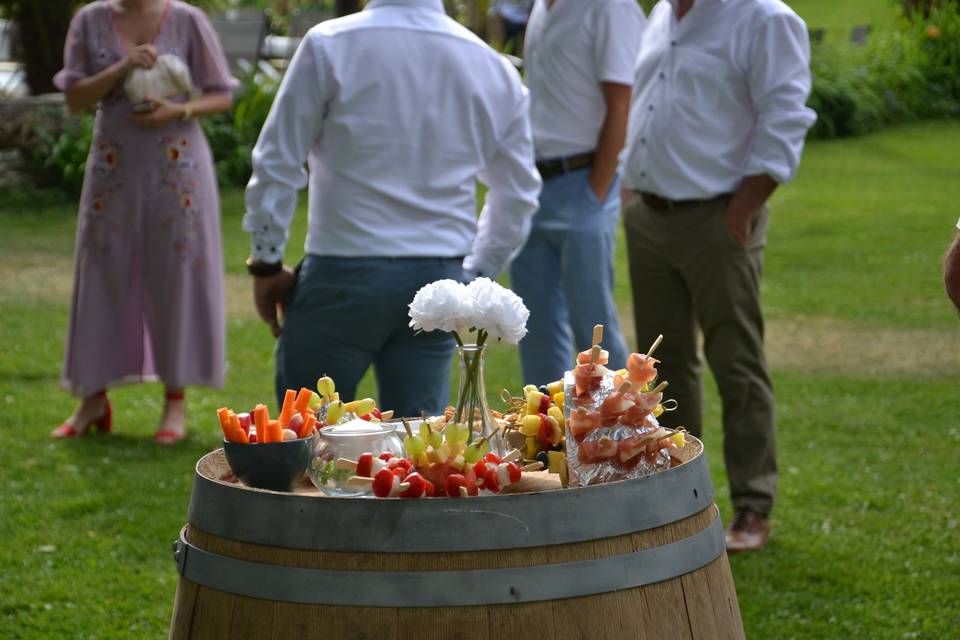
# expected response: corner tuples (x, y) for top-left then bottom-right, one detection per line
(623, 194), (777, 516)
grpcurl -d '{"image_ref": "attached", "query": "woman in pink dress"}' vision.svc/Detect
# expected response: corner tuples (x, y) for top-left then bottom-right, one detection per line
(51, 0), (236, 443)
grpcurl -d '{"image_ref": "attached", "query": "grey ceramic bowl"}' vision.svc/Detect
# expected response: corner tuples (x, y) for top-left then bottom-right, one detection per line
(223, 435), (313, 492)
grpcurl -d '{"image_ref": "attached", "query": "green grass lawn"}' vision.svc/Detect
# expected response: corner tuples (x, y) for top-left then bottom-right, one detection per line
(1, 119), (958, 639)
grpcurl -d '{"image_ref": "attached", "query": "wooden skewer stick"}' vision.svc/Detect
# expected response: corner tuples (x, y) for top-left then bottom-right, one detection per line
(346, 476), (410, 494)
(458, 485), (470, 498)
(502, 448), (522, 463)
(592, 324), (604, 347)
(650, 380), (669, 395)
(521, 461), (544, 472)
(401, 418), (414, 438)
(645, 334), (664, 359)
(334, 457), (358, 472)
(617, 380), (633, 394)
(589, 344), (602, 364)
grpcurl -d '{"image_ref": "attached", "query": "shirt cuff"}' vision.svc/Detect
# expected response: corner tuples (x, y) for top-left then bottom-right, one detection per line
(243, 210), (288, 263)
(462, 255), (499, 281)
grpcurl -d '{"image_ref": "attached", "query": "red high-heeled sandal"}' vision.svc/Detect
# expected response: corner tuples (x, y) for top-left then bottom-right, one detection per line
(155, 390), (186, 444)
(51, 397), (112, 438)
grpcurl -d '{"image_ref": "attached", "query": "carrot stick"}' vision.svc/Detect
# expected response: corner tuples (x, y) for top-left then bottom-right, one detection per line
(217, 408), (234, 441)
(253, 404), (269, 435)
(229, 414), (249, 444)
(264, 419), (282, 443)
(279, 389), (297, 426)
(298, 414), (317, 439)
(294, 387), (313, 414)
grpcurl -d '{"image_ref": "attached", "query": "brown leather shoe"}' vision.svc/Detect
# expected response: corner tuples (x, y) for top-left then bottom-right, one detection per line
(725, 509), (770, 553)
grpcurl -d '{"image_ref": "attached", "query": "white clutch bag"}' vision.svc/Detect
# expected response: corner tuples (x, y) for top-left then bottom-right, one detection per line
(124, 53), (193, 108)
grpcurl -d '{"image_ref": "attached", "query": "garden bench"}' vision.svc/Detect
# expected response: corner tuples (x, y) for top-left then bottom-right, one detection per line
(209, 9), (268, 72)
(851, 24), (872, 44)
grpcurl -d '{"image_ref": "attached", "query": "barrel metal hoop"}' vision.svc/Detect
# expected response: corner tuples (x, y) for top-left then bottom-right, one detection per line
(173, 513), (725, 608)
(187, 446), (715, 552)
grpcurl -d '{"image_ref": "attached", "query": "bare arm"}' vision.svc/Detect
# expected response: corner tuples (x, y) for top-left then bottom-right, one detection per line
(724, 174), (779, 246)
(129, 91), (232, 128)
(945, 231), (960, 314)
(588, 81), (631, 203)
(64, 44), (157, 113)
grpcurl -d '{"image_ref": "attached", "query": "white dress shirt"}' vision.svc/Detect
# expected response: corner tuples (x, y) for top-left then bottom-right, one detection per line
(523, 0), (645, 160)
(622, 0), (817, 199)
(243, 0), (542, 278)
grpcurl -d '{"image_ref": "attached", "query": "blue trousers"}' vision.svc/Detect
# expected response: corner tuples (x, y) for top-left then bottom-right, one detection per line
(509, 168), (628, 385)
(275, 255), (461, 417)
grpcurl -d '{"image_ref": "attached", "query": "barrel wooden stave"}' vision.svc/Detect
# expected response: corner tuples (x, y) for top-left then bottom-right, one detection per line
(170, 505), (742, 640)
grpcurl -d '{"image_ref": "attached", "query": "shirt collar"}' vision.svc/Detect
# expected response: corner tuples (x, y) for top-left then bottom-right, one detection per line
(668, 0), (728, 11)
(365, 0), (446, 12)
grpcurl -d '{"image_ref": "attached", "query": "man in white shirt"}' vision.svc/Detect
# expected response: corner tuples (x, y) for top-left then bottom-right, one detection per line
(243, 0), (541, 416)
(510, 0), (644, 387)
(621, 0), (816, 552)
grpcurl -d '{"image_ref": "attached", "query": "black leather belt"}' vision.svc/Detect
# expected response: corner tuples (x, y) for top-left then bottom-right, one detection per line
(639, 191), (732, 213)
(536, 152), (595, 181)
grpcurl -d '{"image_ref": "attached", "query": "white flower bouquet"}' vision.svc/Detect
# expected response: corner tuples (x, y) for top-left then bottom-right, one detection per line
(409, 278), (529, 448)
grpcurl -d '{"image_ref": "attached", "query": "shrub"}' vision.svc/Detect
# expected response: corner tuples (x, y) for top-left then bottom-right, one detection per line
(808, 3), (960, 139)
(31, 112), (93, 195)
(202, 69), (279, 187)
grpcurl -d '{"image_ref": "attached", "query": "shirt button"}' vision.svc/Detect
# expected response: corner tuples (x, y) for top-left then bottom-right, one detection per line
(671, 40), (677, 46)
(640, 171), (646, 177)
(640, 138), (646, 144)
(648, 105), (654, 111)
(659, 72), (665, 80)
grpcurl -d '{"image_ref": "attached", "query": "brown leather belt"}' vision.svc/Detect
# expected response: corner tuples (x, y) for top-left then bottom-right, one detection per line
(536, 152), (595, 181)
(639, 191), (732, 213)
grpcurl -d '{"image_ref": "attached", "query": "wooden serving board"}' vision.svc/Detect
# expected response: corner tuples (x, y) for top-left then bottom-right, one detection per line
(207, 449), (563, 497)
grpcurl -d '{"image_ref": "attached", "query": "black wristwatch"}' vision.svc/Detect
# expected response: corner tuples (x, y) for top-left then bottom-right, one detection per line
(245, 258), (283, 277)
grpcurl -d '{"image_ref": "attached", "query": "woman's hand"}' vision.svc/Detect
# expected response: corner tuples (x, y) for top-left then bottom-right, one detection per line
(122, 44), (158, 73)
(129, 95), (185, 128)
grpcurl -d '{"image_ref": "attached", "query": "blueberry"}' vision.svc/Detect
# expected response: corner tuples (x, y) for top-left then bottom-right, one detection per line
(536, 450), (550, 468)
(538, 384), (549, 394)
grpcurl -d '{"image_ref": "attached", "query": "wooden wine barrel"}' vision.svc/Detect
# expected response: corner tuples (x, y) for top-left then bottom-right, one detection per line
(169, 437), (743, 640)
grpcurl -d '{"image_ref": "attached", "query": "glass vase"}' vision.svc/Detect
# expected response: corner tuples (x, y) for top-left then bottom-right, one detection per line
(453, 344), (504, 454)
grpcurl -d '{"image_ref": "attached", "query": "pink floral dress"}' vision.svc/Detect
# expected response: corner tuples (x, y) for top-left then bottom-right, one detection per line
(54, 0), (237, 396)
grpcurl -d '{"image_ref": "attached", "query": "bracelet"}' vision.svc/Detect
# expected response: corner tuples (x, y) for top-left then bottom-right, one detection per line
(246, 258), (283, 277)
(181, 104), (194, 122)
